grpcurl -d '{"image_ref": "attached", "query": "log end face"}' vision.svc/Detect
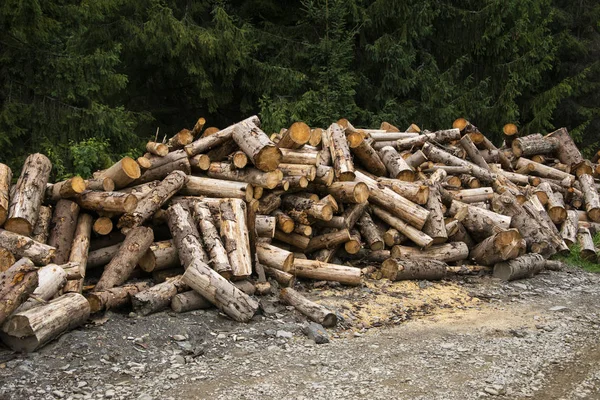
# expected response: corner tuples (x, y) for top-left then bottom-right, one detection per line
(0, 208), (6, 227)
(588, 209), (600, 223)
(71, 176), (87, 194)
(354, 182), (370, 203)
(123, 195), (139, 213)
(338, 171), (356, 182)
(4, 218), (33, 237)
(256, 146), (283, 172)
(122, 157), (142, 179)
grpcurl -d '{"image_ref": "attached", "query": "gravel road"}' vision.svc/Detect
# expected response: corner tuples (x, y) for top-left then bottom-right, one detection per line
(1, 266), (599, 400)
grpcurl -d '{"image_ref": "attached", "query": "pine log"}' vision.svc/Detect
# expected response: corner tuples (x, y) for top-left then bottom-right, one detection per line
(0, 258), (38, 324)
(357, 212), (384, 250)
(282, 195), (333, 221)
(0, 164), (12, 227)
(493, 254), (545, 281)
(47, 200), (80, 264)
(379, 146), (415, 181)
(280, 287), (337, 327)
(192, 202), (232, 279)
(447, 221), (476, 249)
(381, 258), (447, 281)
(405, 150), (428, 170)
(132, 275), (188, 316)
(256, 215), (276, 238)
(279, 163), (316, 181)
(459, 134), (490, 170)
(547, 191), (567, 224)
(450, 187), (494, 203)
(502, 123), (519, 146)
(92, 217), (113, 236)
(134, 156), (191, 185)
(422, 143), (496, 184)
(16, 264), (67, 313)
(0, 292), (90, 352)
(523, 196), (570, 254)
(232, 122), (281, 172)
(370, 131), (419, 141)
(272, 209), (295, 233)
(77, 191), (138, 214)
(63, 213), (93, 293)
(323, 182), (370, 204)
(560, 210), (579, 246)
(166, 128), (193, 151)
(274, 230), (310, 250)
(0, 248), (16, 273)
(325, 123), (355, 181)
(95, 157), (140, 189)
(514, 157), (575, 184)
(376, 178), (429, 205)
(351, 139), (388, 176)
(277, 122), (311, 149)
(391, 242), (469, 262)
(396, 128), (461, 150)
(533, 181), (552, 205)
(577, 227), (597, 262)
(137, 240), (177, 272)
(371, 205), (433, 248)
(189, 154), (211, 172)
(292, 258), (361, 286)
(166, 203), (208, 269)
(344, 229), (361, 254)
(256, 242), (294, 272)
(146, 141), (168, 157)
(452, 201), (511, 241)
(579, 174), (600, 222)
(183, 258), (259, 322)
(45, 176), (86, 204)
(337, 119), (367, 148)
(181, 176), (253, 202)
(545, 127), (585, 169)
(31, 205), (52, 244)
(512, 136), (559, 158)
(422, 185), (447, 244)
(207, 162), (282, 189)
(5, 154), (52, 236)
(309, 128), (323, 147)
(0, 229), (55, 265)
(170, 290), (212, 313)
(305, 229), (352, 253)
(87, 282), (151, 313)
(95, 227), (154, 290)
(185, 116), (261, 156)
(86, 243), (121, 270)
(280, 148), (320, 165)
(469, 229), (524, 266)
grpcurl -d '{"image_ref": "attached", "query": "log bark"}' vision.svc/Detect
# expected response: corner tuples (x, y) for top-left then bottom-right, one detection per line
(396, 128), (461, 150)
(182, 258), (260, 322)
(77, 191), (138, 214)
(0, 258), (38, 324)
(87, 243), (121, 270)
(118, 170), (186, 230)
(47, 200), (80, 264)
(560, 210), (579, 246)
(523, 196), (570, 255)
(357, 212), (384, 250)
(0, 163), (12, 227)
(181, 176), (254, 202)
(351, 139), (388, 176)
(207, 162), (282, 189)
(280, 148), (320, 165)
(279, 163), (316, 181)
(95, 157), (141, 189)
(447, 221), (476, 249)
(131, 275), (188, 316)
(232, 122), (282, 172)
(376, 178), (429, 205)
(280, 287), (337, 327)
(137, 240), (178, 272)
(63, 214), (93, 293)
(577, 227), (597, 262)
(16, 264), (68, 313)
(381, 258), (447, 281)
(95, 226), (154, 290)
(469, 229), (524, 266)
(166, 203), (207, 268)
(547, 191), (567, 224)
(379, 146), (415, 181)
(309, 128), (323, 147)
(256, 242), (294, 272)
(31, 205), (52, 244)
(185, 116), (260, 156)
(87, 282), (151, 313)
(391, 242), (469, 262)
(0, 229), (55, 265)
(322, 182), (370, 204)
(405, 150), (428, 169)
(292, 258), (361, 286)
(422, 185), (447, 244)
(189, 154), (211, 172)
(276, 122), (311, 149)
(192, 202), (232, 279)
(167, 129), (194, 150)
(305, 229), (352, 253)
(256, 215), (276, 238)
(0, 248), (16, 273)
(452, 201), (511, 241)
(344, 229), (361, 255)
(450, 187), (494, 203)
(502, 123), (519, 146)
(5, 153), (52, 236)
(272, 209), (295, 233)
(170, 290), (212, 313)
(324, 123), (355, 181)
(146, 141), (168, 157)
(0, 292), (90, 352)
(493, 254), (546, 281)
(514, 157), (575, 184)
(371, 205), (433, 248)
(579, 174), (600, 222)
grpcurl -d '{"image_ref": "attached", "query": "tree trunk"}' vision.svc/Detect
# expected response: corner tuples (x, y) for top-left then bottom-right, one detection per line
(118, 170), (187, 230)
(185, 116), (260, 156)
(16, 264), (68, 313)
(493, 254), (546, 281)
(181, 176), (254, 202)
(324, 123), (355, 181)
(579, 174), (600, 222)
(577, 227), (597, 262)
(0, 292), (90, 352)
(5, 153), (52, 236)
(371, 205), (433, 248)
(207, 162), (282, 189)
(31, 205), (52, 244)
(351, 139), (388, 176)
(192, 202), (233, 279)
(378, 146), (415, 181)
(276, 122), (311, 149)
(469, 229), (524, 266)
(280, 287), (337, 327)
(95, 226), (154, 290)
(292, 258), (361, 286)
(77, 191), (138, 214)
(132, 275), (188, 316)
(0, 163), (12, 227)
(376, 178), (429, 205)
(422, 185), (447, 244)
(256, 242), (294, 272)
(47, 200), (80, 264)
(183, 258), (259, 322)
(87, 282), (151, 313)
(0, 229), (55, 265)
(170, 290), (212, 313)
(560, 210), (579, 246)
(381, 258), (447, 281)
(232, 121), (282, 172)
(94, 157), (141, 189)
(391, 242), (469, 262)
(0, 258), (38, 324)
(357, 212), (384, 250)
(63, 214), (93, 293)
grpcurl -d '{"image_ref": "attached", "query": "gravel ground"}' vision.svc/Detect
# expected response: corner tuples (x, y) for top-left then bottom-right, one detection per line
(1, 266), (599, 400)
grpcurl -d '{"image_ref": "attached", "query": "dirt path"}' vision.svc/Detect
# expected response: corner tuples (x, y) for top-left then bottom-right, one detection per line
(1, 267), (599, 400)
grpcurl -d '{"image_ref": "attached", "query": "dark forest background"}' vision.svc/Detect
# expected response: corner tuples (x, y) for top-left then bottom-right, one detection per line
(1, 0), (599, 179)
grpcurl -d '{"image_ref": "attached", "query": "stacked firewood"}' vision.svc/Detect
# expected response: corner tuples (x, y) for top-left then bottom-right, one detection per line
(0, 115), (595, 351)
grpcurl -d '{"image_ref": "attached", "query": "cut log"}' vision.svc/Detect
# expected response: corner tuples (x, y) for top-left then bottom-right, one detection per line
(0, 163), (12, 226)
(376, 178), (429, 205)
(280, 287), (337, 327)
(63, 213), (93, 293)
(344, 229), (361, 254)
(138, 240), (178, 272)
(167, 128), (193, 151)
(337, 119), (367, 148)
(391, 242), (469, 262)
(207, 162), (282, 189)
(45, 176), (86, 203)
(383, 229), (407, 247)
(281, 195), (333, 221)
(272, 209), (295, 233)
(379, 146), (415, 181)
(95, 226), (154, 290)
(514, 157), (575, 184)
(170, 290), (212, 313)
(47, 200), (80, 264)
(256, 215), (276, 238)
(276, 122), (311, 149)
(232, 122), (282, 172)
(87, 243), (121, 270)
(143, 149), (187, 170)
(546, 127), (585, 170)
(371, 205), (433, 248)
(181, 176), (253, 202)
(324, 123), (355, 181)
(146, 141), (168, 157)
(357, 212), (384, 250)
(560, 210), (579, 246)
(5, 153), (52, 236)
(381, 258), (447, 281)
(469, 229), (524, 266)
(309, 128), (323, 147)
(533, 181), (552, 205)
(183, 258), (259, 322)
(134, 156), (191, 185)
(292, 258), (361, 286)
(579, 174), (600, 222)
(92, 217), (113, 236)
(422, 185), (447, 244)
(547, 191), (567, 224)
(351, 139), (388, 176)
(119, 180), (161, 199)
(450, 187), (494, 203)
(314, 165), (335, 186)
(185, 116), (261, 156)
(0, 258), (38, 324)
(0, 248), (16, 272)
(523, 196), (570, 255)
(305, 229), (352, 253)
(293, 223), (312, 237)
(31, 205), (52, 244)
(256, 242), (294, 272)
(405, 150), (428, 170)
(447, 221), (476, 249)
(280, 148), (320, 165)
(459, 134), (490, 170)
(87, 282), (151, 313)
(118, 170), (187, 230)
(512, 136), (559, 158)
(264, 266), (295, 287)
(95, 157), (140, 189)
(131, 275), (188, 316)
(15, 264), (67, 313)
(396, 128), (461, 150)
(453, 201), (511, 241)
(577, 227), (597, 262)
(0, 292), (90, 352)
(324, 182), (369, 204)
(0, 229), (55, 265)
(166, 203), (207, 268)
(191, 117), (207, 137)
(192, 202), (232, 279)
(77, 191), (138, 214)
(274, 230), (310, 250)
(493, 253), (545, 281)
(189, 154), (211, 172)
(422, 143), (496, 184)
(503, 123), (519, 146)
(279, 163), (316, 181)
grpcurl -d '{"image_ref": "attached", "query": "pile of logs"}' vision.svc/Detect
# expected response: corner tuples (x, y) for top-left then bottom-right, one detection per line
(0, 115), (595, 351)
